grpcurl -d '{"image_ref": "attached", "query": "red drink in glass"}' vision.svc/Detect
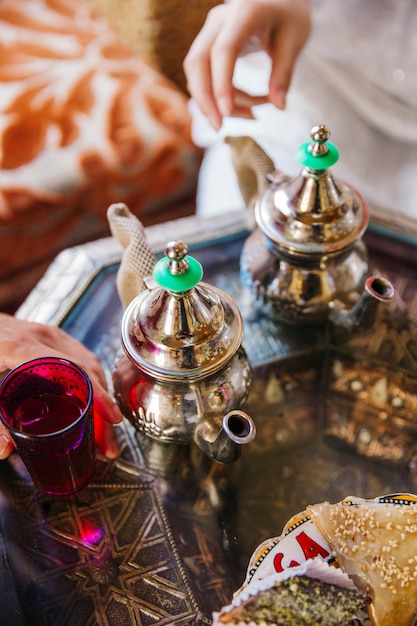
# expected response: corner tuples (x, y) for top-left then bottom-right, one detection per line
(0, 357), (95, 496)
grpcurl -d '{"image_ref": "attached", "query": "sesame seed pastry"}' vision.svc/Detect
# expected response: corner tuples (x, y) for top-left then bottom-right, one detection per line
(212, 493), (417, 626)
(308, 494), (417, 626)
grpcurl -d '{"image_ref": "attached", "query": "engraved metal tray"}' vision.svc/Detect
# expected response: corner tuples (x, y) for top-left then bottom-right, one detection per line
(3, 210), (417, 625)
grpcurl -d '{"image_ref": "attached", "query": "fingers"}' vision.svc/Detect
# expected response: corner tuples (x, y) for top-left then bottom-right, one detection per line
(0, 314), (123, 460)
(94, 412), (120, 459)
(42, 327), (124, 459)
(232, 89), (270, 117)
(0, 405), (121, 462)
(43, 328), (124, 459)
(267, 3), (311, 108)
(91, 379), (123, 426)
(184, 5), (228, 129)
(184, 0), (311, 128)
(208, 1), (271, 114)
(185, 3), (263, 126)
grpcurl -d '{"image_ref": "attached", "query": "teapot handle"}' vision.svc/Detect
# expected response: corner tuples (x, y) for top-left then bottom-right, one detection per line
(107, 203), (156, 309)
(224, 136), (275, 208)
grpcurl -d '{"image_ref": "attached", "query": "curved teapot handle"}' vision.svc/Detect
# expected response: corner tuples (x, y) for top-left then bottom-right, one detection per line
(107, 203), (156, 309)
(224, 136), (275, 208)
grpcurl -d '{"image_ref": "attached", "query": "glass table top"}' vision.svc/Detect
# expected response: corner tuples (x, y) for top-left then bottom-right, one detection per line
(3, 210), (417, 625)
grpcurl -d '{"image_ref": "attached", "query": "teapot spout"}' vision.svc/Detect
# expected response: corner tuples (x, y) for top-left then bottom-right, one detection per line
(193, 410), (256, 464)
(329, 275), (396, 332)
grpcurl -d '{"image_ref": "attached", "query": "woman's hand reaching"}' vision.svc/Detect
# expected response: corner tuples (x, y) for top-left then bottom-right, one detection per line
(0, 314), (123, 460)
(184, 0), (311, 129)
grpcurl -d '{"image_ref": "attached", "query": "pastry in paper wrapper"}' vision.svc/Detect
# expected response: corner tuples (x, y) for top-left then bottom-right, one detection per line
(212, 557), (371, 625)
(213, 493), (417, 626)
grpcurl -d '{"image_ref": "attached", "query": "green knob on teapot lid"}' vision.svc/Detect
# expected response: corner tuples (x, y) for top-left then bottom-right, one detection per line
(296, 123), (339, 170)
(153, 241), (203, 293)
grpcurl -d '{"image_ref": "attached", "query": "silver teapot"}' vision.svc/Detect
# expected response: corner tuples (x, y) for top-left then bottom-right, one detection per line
(239, 124), (395, 326)
(112, 241), (255, 464)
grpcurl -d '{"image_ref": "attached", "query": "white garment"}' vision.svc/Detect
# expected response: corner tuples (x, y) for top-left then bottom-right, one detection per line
(191, 0), (417, 227)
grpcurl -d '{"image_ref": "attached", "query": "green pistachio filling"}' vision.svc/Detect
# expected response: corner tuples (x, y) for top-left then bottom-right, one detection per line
(228, 575), (371, 625)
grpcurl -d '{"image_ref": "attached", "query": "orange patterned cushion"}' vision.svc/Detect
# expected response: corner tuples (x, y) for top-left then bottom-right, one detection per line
(0, 0), (202, 311)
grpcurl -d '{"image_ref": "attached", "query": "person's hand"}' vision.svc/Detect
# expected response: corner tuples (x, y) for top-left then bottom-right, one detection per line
(0, 314), (123, 460)
(184, 0), (311, 129)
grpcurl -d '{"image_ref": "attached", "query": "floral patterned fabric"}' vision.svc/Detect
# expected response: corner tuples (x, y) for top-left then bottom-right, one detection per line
(0, 0), (202, 311)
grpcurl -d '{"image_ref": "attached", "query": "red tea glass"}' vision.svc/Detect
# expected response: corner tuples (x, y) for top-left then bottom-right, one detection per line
(0, 357), (95, 496)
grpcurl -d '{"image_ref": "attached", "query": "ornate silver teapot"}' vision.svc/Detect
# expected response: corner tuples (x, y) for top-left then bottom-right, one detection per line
(239, 124), (395, 326)
(112, 240), (255, 464)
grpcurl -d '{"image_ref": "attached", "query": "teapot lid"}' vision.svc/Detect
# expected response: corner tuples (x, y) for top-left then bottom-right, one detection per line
(256, 124), (369, 258)
(120, 241), (244, 381)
